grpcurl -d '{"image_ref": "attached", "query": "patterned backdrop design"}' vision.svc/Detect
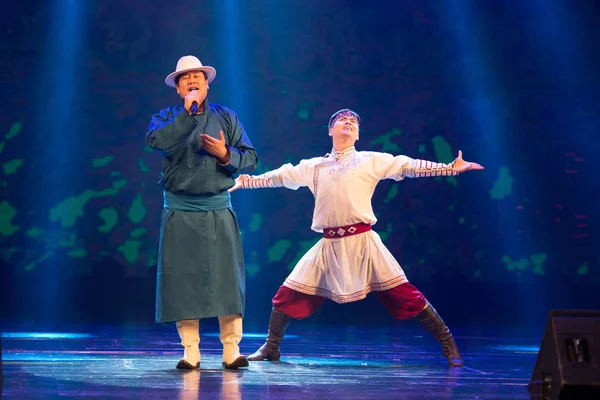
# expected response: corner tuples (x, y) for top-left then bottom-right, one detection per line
(1, 0), (599, 302)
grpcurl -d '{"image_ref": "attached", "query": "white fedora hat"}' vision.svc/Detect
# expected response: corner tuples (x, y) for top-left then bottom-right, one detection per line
(164, 55), (216, 88)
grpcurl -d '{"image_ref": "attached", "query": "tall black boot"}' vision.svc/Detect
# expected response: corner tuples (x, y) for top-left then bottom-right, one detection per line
(248, 308), (292, 361)
(416, 301), (464, 367)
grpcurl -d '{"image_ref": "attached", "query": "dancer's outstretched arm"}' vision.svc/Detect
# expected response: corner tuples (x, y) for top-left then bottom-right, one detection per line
(229, 160), (314, 192)
(373, 150), (484, 181)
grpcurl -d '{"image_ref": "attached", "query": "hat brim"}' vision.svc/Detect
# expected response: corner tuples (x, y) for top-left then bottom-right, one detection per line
(165, 66), (216, 88)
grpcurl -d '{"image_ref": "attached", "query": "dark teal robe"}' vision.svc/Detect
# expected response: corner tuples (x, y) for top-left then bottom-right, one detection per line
(146, 100), (258, 323)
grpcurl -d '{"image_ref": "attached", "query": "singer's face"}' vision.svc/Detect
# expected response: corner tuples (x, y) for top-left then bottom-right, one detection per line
(176, 71), (209, 101)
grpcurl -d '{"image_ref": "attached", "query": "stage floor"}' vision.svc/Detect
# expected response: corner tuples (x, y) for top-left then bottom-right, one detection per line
(1, 324), (538, 399)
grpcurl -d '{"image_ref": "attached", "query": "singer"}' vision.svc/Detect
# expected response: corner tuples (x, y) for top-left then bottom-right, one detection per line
(146, 55), (258, 370)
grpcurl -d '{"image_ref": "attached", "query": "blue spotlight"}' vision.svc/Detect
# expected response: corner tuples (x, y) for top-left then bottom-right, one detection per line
(34, 0), (87, 323)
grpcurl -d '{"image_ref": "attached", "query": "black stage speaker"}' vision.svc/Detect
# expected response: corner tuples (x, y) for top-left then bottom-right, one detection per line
(528, 309), (600, 399)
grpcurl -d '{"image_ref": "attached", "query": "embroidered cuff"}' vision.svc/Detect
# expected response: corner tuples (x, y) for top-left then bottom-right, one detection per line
(412, 159), (459, 177)
(241, 176), (283, 189)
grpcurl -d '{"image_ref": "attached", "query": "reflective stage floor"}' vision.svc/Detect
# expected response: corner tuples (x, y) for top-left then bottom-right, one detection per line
(2, 324), (539, 399)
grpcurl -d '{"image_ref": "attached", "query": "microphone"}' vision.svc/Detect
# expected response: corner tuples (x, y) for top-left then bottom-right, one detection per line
(190, 89), (199, 116)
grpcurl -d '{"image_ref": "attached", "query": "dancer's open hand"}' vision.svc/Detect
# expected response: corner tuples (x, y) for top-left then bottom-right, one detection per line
(451, 151), (484, 173)
(229, 174), (250, 193)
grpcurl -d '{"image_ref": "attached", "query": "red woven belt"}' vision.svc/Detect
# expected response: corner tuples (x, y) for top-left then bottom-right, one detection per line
(323, 223), (372, 239)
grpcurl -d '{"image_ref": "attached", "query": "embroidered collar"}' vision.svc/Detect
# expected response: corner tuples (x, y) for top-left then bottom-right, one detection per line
(329, 146), (356, 161)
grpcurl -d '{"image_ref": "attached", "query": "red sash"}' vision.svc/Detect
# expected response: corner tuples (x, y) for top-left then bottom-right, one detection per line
(323, 223), (372, 239)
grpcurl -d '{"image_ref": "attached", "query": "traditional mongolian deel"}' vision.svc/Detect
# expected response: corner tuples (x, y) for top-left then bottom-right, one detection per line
(147, 102), (257, 324)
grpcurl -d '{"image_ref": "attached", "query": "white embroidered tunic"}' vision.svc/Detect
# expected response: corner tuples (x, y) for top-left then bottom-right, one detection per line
(242, 146), (458, 303)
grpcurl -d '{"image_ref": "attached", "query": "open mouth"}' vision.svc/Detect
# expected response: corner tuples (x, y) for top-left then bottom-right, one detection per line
(188, 86), (199, 93)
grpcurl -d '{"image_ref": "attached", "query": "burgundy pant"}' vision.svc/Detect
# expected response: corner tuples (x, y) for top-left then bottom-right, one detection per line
(272, 283), (427, 320)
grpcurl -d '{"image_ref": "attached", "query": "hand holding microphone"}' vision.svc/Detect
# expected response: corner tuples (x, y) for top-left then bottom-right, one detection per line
(184, 89), (200, 115)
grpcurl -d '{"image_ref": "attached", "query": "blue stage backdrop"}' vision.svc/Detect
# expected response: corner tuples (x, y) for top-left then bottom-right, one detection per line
(1, 0), (598, 331)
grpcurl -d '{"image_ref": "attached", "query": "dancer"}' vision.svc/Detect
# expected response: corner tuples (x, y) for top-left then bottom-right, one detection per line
(230, 109), (484, 367)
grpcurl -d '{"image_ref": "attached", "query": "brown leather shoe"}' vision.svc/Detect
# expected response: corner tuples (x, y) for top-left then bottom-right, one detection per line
(222, 355), (249, 370)
(176, 359), (200, 369)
